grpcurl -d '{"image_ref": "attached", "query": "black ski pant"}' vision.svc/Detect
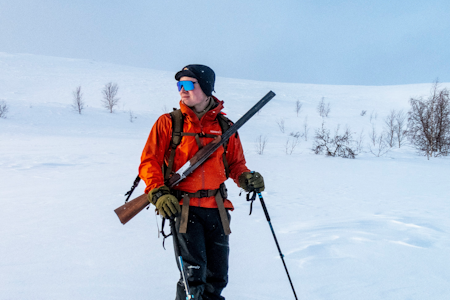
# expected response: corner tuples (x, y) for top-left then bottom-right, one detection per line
(174, 206), (230, 300)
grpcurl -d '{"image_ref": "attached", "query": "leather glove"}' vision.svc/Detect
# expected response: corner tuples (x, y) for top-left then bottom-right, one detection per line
(239, 171), (265, 192)
(148, 185), (181, 218)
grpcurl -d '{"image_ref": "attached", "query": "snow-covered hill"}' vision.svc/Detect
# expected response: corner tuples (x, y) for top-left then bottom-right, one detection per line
(1, 53), (449, 299)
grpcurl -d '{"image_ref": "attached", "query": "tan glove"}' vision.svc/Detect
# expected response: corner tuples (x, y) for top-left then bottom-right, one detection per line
(147, 185), (181, 218)
(238, 171), (265, 192)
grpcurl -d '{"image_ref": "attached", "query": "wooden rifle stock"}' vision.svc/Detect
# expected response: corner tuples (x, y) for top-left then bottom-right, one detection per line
(114, 193), (149, 225)
(114, 90), (276, 225)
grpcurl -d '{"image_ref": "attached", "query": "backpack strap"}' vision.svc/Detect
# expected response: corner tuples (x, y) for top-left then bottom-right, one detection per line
(165, 109), (184, 181)
(165, 109), (197, 180)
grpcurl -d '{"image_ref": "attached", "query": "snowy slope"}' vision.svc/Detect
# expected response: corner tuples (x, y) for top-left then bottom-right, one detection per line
(1, 53), (449, 300)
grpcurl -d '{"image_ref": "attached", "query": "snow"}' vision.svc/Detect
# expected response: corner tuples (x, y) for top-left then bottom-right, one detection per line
(1, 52), (449, 299)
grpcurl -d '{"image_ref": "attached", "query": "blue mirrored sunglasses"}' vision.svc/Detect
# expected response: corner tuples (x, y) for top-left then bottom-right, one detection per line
(177, 80), (197, 91)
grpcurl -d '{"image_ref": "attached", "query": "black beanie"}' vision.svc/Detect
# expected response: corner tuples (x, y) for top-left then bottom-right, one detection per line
(175, 64), (215, 96)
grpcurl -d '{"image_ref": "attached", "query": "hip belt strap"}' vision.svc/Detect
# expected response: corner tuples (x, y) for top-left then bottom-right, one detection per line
(178, 187), (231, 235)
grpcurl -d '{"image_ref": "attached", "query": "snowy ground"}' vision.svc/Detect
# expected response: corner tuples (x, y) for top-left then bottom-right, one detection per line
(1, 53), (449, 299)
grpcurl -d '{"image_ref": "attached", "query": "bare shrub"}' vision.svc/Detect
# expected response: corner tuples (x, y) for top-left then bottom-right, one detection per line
(360, 110), (367, 116)
(356, 130), (365, 154)
(129, 110), (136, 123)
(395, 110), (408, 148)
(384, 110), (397, 148)
(290, 131), (301, 138)
(286, 132), (301, 155)
(255, 135), (268, 155)
(368, 124), (389, 157)
(0, 100), (9, 119)
(317, 97), (330, 118)
(303, 116), (310, 141)
(295, 100), (303, 117)
(102, 82), (120, 113)
(313, 122), (356, 158)
(71, 86), (85, 114)
(276, 118), (285, 133)
(408, 82), (450, 158)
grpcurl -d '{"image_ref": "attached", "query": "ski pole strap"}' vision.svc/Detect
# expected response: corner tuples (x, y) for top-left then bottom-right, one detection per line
(246, 190), (257, 215)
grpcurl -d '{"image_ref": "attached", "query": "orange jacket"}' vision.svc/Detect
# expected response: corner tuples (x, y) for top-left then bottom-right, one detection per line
(139, 97), (250, 210)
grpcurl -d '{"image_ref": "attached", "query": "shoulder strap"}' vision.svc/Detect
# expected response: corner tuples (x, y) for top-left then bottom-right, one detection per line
(171, 109), (184, 146)
(165, 109), (184, 181)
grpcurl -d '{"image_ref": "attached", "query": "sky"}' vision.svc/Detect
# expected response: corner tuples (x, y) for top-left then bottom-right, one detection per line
(1, 0), (450, 86)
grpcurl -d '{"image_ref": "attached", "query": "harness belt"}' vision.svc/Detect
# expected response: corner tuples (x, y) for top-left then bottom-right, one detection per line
(172, 183), (231, 235)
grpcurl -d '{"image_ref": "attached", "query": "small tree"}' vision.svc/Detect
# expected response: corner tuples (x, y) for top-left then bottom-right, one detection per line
(394, 110), (408, 148)
(317, 97), (330, 118)
(129, 110), (136, 123)
(368, 124), (389, 157)
(384, 110), (397, 148)
(313, 123), (356, 158)
(295, 100), (302, 117)
(276, 118), (285, 133)
(286, 132), (301, 155)
(102, 82), (120, 113)
(408, 82), (450, 158)
(71, 86), (85, 114)
(0, 100), (9, 119)
(303, 116), (310, 141)
(255, 135), (268, 155)
(356, 130), (365, 154)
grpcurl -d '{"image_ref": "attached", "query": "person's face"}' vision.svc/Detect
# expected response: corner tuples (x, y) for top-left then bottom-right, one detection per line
(179, 76), (208, 111)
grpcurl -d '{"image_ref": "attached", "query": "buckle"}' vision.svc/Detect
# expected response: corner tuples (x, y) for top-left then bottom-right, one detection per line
(199, 190), (208, 198)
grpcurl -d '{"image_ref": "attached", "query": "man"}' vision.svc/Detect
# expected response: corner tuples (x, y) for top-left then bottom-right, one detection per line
(139, 64), (265, 300)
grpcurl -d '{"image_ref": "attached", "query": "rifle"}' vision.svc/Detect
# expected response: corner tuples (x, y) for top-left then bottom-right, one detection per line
(114, 91), (276, 224)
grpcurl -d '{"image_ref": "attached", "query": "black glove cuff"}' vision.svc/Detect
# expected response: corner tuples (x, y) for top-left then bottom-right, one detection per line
(151, 189), (170, 205)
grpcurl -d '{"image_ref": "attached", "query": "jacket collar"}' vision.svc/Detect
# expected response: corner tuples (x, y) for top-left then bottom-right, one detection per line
(179, 96), (224, 124)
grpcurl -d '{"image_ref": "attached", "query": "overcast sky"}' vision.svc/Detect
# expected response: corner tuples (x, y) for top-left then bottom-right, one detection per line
(1, 0), (450, 85)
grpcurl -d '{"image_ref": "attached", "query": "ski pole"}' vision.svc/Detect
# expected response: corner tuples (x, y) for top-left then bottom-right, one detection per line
(170, 218), (194, 300)
(256, 189), (298, 300)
